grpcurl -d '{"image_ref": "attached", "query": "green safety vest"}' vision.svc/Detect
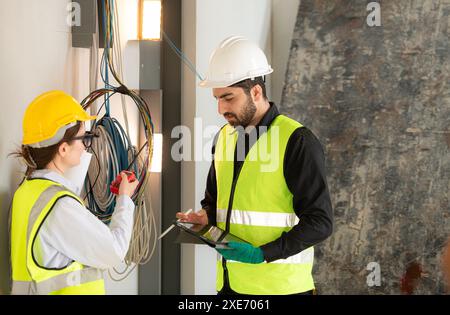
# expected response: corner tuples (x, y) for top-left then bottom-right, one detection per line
(214, 115), (315, 295)
(10, 178), (105, 295)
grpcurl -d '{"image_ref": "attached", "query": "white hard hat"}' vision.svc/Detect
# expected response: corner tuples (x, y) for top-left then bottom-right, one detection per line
(199, 36), (273, 88)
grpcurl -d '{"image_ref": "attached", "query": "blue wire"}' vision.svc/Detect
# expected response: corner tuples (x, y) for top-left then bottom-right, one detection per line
(88, 114), (135, 217)
(162, 30), (204, 81)
(85, 0), (153, 221)
(101, 1), (111, 114)
(95, 92), (116, 117)
(100, 49), (115, 89)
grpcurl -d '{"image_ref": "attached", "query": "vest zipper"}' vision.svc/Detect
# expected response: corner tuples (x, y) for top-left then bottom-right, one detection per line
(222, 160), (245, 292)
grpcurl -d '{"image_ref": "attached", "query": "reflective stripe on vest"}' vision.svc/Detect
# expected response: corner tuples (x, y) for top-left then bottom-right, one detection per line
(217, 208), (300, 228)
(217, 208), (313, 265)
(214, 115), (315, 295)
(12, 268), (104, 295)
(11, 179), (105, 295)
(225, 246), (314, 265)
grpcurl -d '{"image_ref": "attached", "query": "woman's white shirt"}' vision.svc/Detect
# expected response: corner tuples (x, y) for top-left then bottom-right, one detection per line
(31, 169), (135, 269)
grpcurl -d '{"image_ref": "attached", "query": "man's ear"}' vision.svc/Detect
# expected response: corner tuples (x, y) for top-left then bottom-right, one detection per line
(251, 84), (263, 103)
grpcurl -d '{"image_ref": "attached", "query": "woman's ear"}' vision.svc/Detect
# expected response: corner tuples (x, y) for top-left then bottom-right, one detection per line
(58, 142), (69, 158)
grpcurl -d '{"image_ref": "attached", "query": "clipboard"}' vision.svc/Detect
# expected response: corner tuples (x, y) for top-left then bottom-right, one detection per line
(173, 221), (249, 249)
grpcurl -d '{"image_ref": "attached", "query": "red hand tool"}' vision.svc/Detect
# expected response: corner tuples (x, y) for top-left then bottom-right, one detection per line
(110, 171), (136, 195)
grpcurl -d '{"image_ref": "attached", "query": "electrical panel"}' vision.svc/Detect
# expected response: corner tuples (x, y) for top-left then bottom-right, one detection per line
(71, 0), (107, 48)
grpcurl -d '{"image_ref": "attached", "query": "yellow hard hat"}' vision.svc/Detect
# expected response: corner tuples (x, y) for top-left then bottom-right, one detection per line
(22, 90), (97, 147)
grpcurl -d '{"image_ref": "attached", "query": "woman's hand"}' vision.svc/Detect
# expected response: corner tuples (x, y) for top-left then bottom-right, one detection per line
(118, 172), (139, 197)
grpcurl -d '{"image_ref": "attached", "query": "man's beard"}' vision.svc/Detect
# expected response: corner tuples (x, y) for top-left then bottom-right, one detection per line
(225, 97), (257, 128)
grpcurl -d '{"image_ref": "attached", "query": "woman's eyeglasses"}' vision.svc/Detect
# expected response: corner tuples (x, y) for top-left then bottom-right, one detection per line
(71, 131), (99, 149)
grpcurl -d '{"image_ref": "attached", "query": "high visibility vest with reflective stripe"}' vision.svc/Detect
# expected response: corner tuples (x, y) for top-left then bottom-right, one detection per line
(214, 115), (315, 295)
(10, 178), (105, 295)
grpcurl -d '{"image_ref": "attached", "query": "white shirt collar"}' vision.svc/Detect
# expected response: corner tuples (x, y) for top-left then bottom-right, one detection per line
(30, 169), (78, 195)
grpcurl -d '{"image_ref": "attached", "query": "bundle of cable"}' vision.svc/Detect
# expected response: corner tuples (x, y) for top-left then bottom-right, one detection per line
(79, 0), (157, 280)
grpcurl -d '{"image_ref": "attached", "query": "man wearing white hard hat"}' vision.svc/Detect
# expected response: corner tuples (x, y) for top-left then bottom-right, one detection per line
(177, 36), (333, 295)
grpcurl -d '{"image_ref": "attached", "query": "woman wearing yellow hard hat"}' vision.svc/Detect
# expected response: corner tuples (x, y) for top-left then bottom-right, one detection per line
(10, 90), (138, 295)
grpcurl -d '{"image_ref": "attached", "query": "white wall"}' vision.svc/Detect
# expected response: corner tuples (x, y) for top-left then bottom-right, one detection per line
(272, 0), (301, 106)
(0, 0), (89, 294)
(0, 0), (139, 295)
(181, 0), (272, 295)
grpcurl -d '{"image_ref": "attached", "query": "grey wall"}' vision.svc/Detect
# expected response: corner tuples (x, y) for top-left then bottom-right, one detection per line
(160, 0), (182, 294)
(281, 0), (450, 294)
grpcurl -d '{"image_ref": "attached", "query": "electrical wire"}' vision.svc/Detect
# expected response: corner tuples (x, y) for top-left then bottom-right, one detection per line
(89, 0), (99, 116)
(82, 0), (157, 281)
(161, 30), (204, 81)
(82, 86), (156, 280)
(112, 0), (131, 137)
(82, 0), (203, 282)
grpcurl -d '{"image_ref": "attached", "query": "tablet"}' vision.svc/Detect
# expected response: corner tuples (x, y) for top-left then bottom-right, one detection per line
(174, 221), (249, 249)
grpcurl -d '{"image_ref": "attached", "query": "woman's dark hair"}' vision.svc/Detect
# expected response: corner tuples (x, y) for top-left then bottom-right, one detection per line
(10, 122), (82, 178)
(230, 76), (268, 100)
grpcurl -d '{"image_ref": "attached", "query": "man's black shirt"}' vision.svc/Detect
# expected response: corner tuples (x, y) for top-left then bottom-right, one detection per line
(201, 103), (333, 262)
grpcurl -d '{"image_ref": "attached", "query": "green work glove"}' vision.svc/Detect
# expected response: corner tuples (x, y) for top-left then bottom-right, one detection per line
(217, 242), (265, 264)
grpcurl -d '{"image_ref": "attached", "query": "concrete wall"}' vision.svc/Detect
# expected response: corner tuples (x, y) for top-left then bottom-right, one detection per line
(0, 0), (139, 294)
(281, 0), (450, 294)
(181, 0), (272, 295)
